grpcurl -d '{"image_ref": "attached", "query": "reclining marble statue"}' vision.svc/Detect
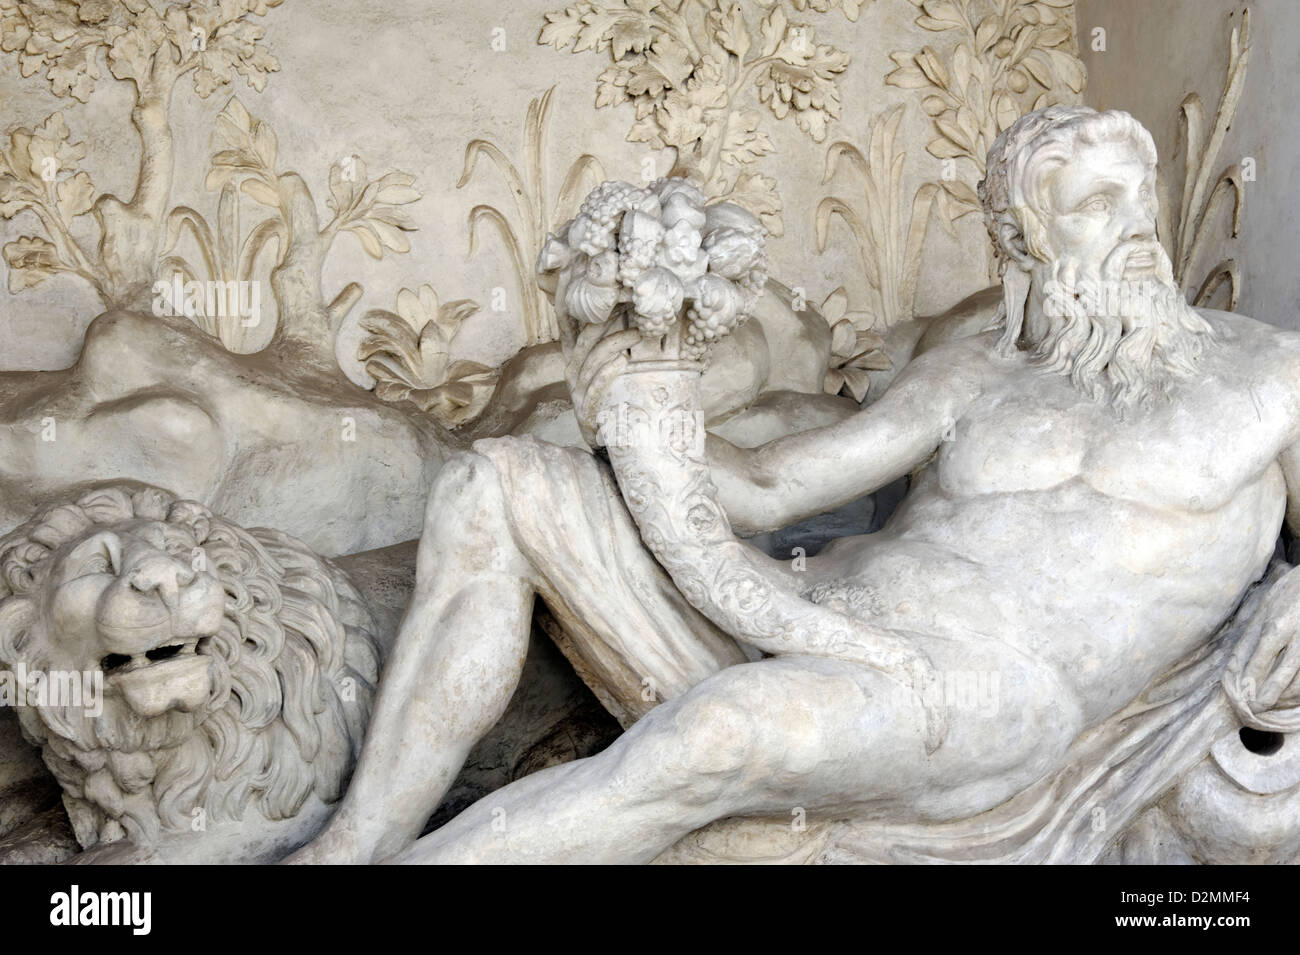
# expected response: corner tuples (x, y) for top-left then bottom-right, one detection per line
(292, 105), (1300, 864)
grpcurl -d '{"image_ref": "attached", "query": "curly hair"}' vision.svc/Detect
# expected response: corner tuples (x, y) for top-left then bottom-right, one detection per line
(978, 106), (1158, 354)
(0, 485), (381, 849)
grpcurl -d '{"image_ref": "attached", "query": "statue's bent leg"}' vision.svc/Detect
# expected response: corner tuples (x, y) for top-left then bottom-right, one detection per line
(291, 450), (537, 864)
(389, 639), (1084, 864)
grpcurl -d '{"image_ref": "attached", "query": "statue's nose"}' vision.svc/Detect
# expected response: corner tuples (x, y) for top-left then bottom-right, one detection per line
(1122, 204), (1157, 242)
(125, 551), (196, 609)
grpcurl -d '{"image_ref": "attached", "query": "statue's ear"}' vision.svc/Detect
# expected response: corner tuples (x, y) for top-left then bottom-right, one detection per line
(998, 219), (1037, 272)
(0, 599), (34, 666)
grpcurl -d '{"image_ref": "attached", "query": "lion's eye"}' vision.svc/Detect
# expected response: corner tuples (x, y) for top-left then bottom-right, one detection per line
(63, 533), (121, 581)
(79, 554), (110, 576)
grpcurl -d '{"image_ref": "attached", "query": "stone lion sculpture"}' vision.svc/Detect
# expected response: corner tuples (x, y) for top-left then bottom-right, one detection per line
(0, 484), (381, 863)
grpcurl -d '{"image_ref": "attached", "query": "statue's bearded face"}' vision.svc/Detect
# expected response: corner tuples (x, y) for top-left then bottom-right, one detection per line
(1017, 135), (1211, 408)
(1035, 140), (1163, 288)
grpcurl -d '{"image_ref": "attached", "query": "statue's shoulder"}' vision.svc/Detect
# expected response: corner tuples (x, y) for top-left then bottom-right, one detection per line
(1195, 308), (1300, 395)
(1195, 307), (1299, 349)
(906, 328), (1013, 388)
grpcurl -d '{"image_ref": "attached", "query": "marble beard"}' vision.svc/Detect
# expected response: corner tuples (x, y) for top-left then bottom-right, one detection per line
(979, 107), (1214, 410)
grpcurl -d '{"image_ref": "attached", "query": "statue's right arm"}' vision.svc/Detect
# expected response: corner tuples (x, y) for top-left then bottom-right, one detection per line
(706, 344), (986, 536)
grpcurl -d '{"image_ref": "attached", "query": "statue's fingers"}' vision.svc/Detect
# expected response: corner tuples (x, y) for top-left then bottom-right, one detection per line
(573, 319), (615, 365)
(1242, 617), (1293, 694)
(1256, 635), (1300, 710)
(575, 329), (643, 396)
(583, 354), (633, 445)
(566, 320), (615, 393)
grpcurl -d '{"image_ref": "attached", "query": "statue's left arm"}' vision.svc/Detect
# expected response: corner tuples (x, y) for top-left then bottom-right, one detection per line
(706, 344), (987, 536)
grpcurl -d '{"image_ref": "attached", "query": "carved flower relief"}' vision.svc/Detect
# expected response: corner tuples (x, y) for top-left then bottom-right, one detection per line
(609, 466), (661, 516)
(358, 285), (497, 429)
(820, 288), (889, 403)
(713, 568), (772, 617)
(2, 235), (59, 291)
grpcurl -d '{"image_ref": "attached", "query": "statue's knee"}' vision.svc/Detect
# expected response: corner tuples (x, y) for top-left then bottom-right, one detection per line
(425, 450), (503, 522)
(653, 695), (761, 800)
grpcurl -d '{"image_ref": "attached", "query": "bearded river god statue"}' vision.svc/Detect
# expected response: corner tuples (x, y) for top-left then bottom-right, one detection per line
(0, 104), (1183, 864)
(283, 106), (1300, 865)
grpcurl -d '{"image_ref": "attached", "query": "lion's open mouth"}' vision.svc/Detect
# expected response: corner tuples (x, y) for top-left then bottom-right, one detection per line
(102, 638), (213, 717)
(100, 637), (208, 676)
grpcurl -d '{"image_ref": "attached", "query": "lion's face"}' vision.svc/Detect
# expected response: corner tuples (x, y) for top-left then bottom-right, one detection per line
(41, 518), (224, 719)
(0, 485), (380, 850)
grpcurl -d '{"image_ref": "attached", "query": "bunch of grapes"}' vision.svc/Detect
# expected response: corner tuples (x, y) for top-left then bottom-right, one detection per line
(634, 305), (675, 339)
(736, 246), (769, 315)
(682, 276), (745, 360)
(618, 235), (659, 289)
(567, 181), (657, 254)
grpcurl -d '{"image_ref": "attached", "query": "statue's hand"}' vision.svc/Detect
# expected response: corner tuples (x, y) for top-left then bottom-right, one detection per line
(566, 316), (702, 450)
(1225, 565), (1300, 728)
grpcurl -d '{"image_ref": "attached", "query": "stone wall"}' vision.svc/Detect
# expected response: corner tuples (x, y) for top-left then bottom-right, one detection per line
(1, 0), (1085, 388)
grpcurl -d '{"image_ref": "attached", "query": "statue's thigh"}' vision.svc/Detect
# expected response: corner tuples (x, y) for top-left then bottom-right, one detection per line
(618, 642), (1083, 820)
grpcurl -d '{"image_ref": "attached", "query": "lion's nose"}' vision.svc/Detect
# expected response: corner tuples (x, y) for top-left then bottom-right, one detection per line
(125, 552), (196, 610)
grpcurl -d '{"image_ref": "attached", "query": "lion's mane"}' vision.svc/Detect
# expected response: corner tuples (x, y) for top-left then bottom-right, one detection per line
(0, 485), (381, 849)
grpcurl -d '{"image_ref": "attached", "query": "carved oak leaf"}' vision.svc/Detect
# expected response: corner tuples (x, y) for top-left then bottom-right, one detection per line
(3, 235), (61, 291)
(709, 109), (775, 167)
(0, 175), (28, 220)
(104, 5), (165, 86)
(595, 60), (634, 108)
(192, 21), (279, 98)
(540, 0), (664, 57)
(24, 111), (88, 181)
(642, 54), (728, 151)
(655, 91), (708, 149)
(56, 170), (94, 219)
(539, 3), (596, 51)
(611, 11), (654, 58)
(709, 1), (750, 59)
(626, 32), (693, 97)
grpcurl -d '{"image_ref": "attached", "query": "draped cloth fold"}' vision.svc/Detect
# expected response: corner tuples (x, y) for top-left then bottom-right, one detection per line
(473, 435), (748, 728)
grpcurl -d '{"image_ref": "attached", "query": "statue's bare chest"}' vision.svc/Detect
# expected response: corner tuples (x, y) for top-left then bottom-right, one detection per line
(935, 368), (1292, 513)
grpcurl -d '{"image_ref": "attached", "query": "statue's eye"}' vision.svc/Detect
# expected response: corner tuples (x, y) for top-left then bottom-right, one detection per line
(1077, 195), (1111, 215)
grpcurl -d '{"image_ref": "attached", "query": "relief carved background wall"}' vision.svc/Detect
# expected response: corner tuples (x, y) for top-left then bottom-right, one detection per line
(0, 0), (1087, 410)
